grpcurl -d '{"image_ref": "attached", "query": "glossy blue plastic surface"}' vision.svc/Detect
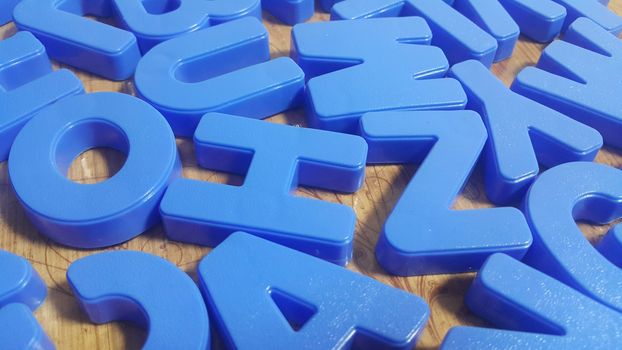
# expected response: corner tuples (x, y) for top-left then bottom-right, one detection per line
(135, 17), (305, 137)
(514, 0), (622, 40)
(9, 92), (181, 249)
(0, 251), (47, 314)
(449, 60), (602, 205)
(360, 111), (532, 276)
(0, 250), (53, 350)
(441, 254), (622, 349)
(13, 0), (261, 80)
(161, 113), (367, 266)
(498, 0), (567, 42)
(0, 0), (19, 24)
(263, 0), (314, 24)
(523, 161), (622, 313)
(452, 0), (519, 61)
(0, 31), (84, 162)
(198, 232), (430, 349)
(319, 0), (338, 11)
(513, 18), (622, 148)
(598, 225), (622, 268)
(553, 0), (622, 34)
(291, 17), (466, 134)
(329, 0), (501, 65)
(67, 251), (209, 349)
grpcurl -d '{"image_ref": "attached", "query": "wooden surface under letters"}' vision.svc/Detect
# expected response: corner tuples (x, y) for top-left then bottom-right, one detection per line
(1, 3), (621, 349)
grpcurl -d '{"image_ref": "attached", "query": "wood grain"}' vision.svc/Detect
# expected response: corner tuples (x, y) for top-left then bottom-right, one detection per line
(1, 3), (621, 349)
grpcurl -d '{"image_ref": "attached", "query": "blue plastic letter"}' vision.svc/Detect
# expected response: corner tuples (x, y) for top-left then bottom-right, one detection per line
(513, 18), (622, 148)
(13, 0), (141, 80)
(291, 17), (466, 134)
(135, 17), (305, 137)
(198, 232), (430, 349)
(598, 225), (622, 268)
(0, 31), (83, 161)
(9, 92), (181, 248)
(13, 0), (261, 80)
(523, 161), (622, 312)
(450, 0), (520, 61)
(360, 110), (532, 276)
(111, 0), (261, 52)
(361, 111), (531, 276)
(0, 250), (53, 350)
(491, 0), (622, 43)
(449, 59), (602, 205)
(0, 250), (47, 317)
(552, 0), (622, 34)
(498, 0), (567, 42)
(441, 254), (622, 349)
(263, 0), (314, 24)
(67, 251), (209, 349)
(0, 0), (20, 24)
(160, 113), (367, 266)
(330, 0), (500, 65)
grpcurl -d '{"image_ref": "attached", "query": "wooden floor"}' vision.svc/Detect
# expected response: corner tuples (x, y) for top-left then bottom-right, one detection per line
(1, 3), (621, 349)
